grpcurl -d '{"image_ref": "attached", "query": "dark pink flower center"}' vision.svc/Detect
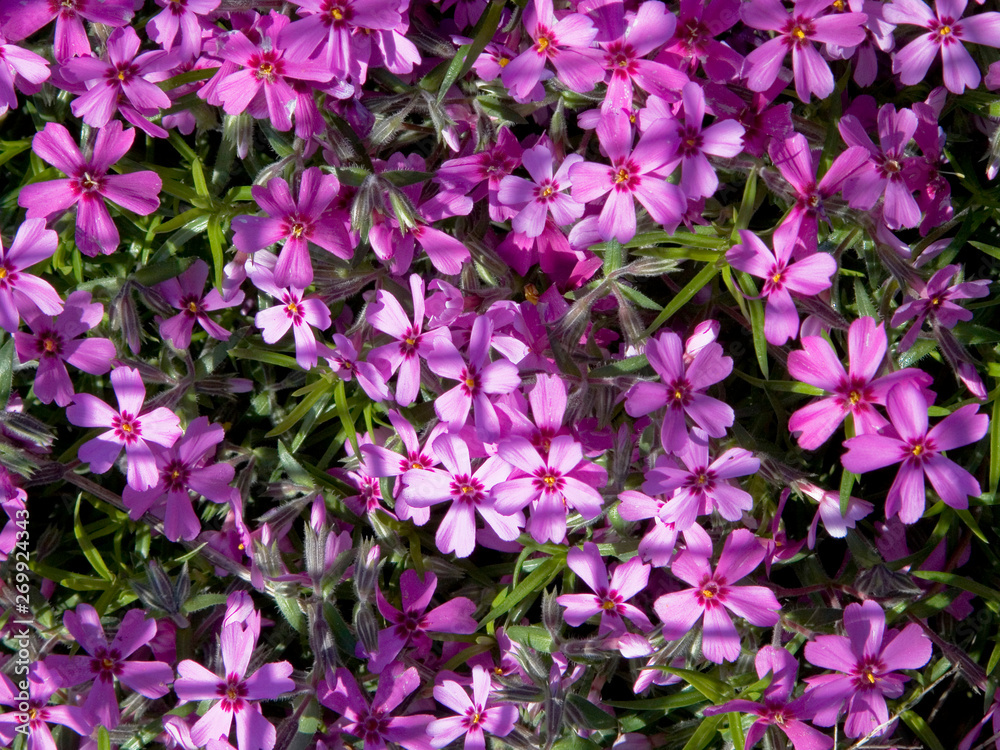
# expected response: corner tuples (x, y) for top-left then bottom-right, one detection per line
(929, 17), (961, 44)
(677, 126), (704, 157)
(465, 705), (486, 727)
(401, 451), (433, 472)
(182, 295), (203, 317)
(398, 326), (422, 356)
(533, 468), (564, 494)
(612, 159), (641, 192)
(458, 366), (481, 395)
(90, 647), (123, 682)
(697, 577), (726, 607)
(667, 379), (692, 409)
(534, 26), (559, 56)
(35, 329), (63, 358)
(395, 611), (428, 638)
(51, 0), (80, 17)
(534, 179), (561, 203)
(322, 0), (353, 26)
(605, 41), (637, 75)
(108, 63), (138, 85)
(598, 588), (624, 613)
(903, 437), (935, 463)
(284, 214), (313, 240)
(765, 262), (788, 293)
(450, 473), (486, 504)
(281, 292), (305, 324)
(74, 170), (105, 196)
(216, 673), (249, 712)
(251, 52), (284, 82)
(851, 657), (886, 689)
(357, 710), (389, 742)
(0, 264), (18, 291)
(685, 467), (716, 492)
(113, 412), (142, 444)
(162, 459), (190, 491)
(781, 16), (816, 48)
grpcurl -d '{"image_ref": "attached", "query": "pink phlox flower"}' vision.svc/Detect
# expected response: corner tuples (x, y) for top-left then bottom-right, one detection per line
(0, 473), (27, 562)
(787, 316), (934, 449)
(617, 489), (713, 566)
(662, 81), (745, 200)
(121, 416), (236, 541)
(727, 225), (837, 346)
(839, 104), (924, 230)
(366, 274), (452, 407)
(659, 0), (744, 81)
(318, 664), (434, 750)
(67, 366), (183, 491)
(157, 259), (245, 349)
(596, 1), (688, 113)
(704, 645), (833, 750)
(231, 167), (351, 289)
(493, 434), (608, 544)
(367, 570), (478, 673)
(0, 662), (93, 749)
(398, 433), (520, 558)
(556, 541), (653, 641)
(498, 372), (574, 456)
(768, 133), (869, 256)
(147, 0), (220, 60)
(643, 429), (759, 528)
(323, 333), (391, 401)
(842, 380), (988, 523)
(43, 605), (173, 729)
(249, 251), (332, 370)
(653, 528), (781, 663)
(703, 82), (794, 158)
(277, 0), (402, 79)
(0, 33), (50, 115)
(368, 153), (472, 275)
(426, 315), (521, 442)
(0, 0), (133, 62)
(500, 0), (603, 102)
(435, 127), (524, 222)
(498, 139), (584, 238)
(911, 90), (953, 235)
(885, 0), (1000, 92)
(62, 27), (173, 135)
(330, 441), (392, 518)
(824, 0), (896, 87)
(202, 12), (334, 131)
(623, 328), (734, 453)
(428, 665), (517, 750)
(742, 0), (868, 101)
(570, 111), (685, 242)
(175, 599), (294, 750)
(803, 600), (932, 738)
(891, 263), (990, 351)
(19, 121), (162, 256)
(0, 217), (62, 332)
(794, 480), (874, 548)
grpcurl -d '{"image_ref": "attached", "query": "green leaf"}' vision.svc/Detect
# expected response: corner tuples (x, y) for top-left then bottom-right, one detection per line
(0, 337), (13, 409)
(207, 214), (226, 291)
(504, 625), (555, 652)
(74, 495), (113, 581)
(182, 593), (229, 613)
(899, 710), (945, 750)
(333, 379), (360, 458)
(266, 379), (333, 438)
(644, 262), (720, 335)
(955, 508), (988, 543)
(913, 569), (1000, 602)
(157, 66), (219, 90)
(991, 393), (1000, 497)
(854, 278), (878, 319)
(436, 0), (505, 102)
(379, 170), (435, 187)
(97, 726), (112, 750)
(480, 553), (565, 625)
(566, 694), (617, 730)
(616, 283), (662, 311)
(650, 667), (730, 703)
(588, 354), (649, 379)
(737, 272), (769, 379)
(231, 346), (301, 369)
(604, 691), (706, 711)
(840, 469), (857, 517)
(551, 736), (602, 750)
(682, 713), (725, 750)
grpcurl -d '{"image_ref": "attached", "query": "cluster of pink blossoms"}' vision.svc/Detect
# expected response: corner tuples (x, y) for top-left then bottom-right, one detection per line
(1, 0), (998, 747)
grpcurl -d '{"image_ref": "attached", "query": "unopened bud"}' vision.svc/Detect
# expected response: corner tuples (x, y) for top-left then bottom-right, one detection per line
(353, 539), (381, 602)
(354, 601), (380, 656)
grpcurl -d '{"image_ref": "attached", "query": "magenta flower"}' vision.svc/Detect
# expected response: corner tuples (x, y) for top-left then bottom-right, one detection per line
(62, 27), (173, 135)
(231, 167), (351, 289)
(366, 275), (451, 406)
(122, 417), (236, 541)
(146, 0), (220, 60)
(15, 290), (114, 407)
(787, 316), (934, 449)
(653, 529), (781, 663)
(202, 12), (334, 131)
(19, 121), (162, 256)
(493, 434), (607, 544)
(664, 82), (745, 200)
(891, 263), (991, 351)
(368, 570), (478, 673)
(742, 0), (868, 101)
(769, 133), (869, 255)
(0, 663), (92, 750)
(175, 601), (294, 750)
(727, 226), (837, 346)
(157, 259), (245, 349)
(842, 381), (988, 523)
(662, 0), (744, 81)
(436, 127), (523, 222)
(426, 316), (521, 442)
(796, 480), (874, 548)
(399, 434), (520, 558)
(0, 217), (62, 332)
(617, 489), (714, 566)
(67, 366), (183, 491)
(250, 252), (332, 370)
(498, 140), (584, 238)
(44, 605), (173, 729)
(556, 542), (653, 639)
(324, 333), (391, 402)
(643, 430), (759, 529)
(839, 104), (923, 230)
(318, 664), (433, 750)
(885, 0), (1000, 93)
(623, 329), (734, 453)
(0, 0), (133, 62)
(0, 36), (49, 116)
(428, 665), (517, 750)
(570, 112), (684, 242)
(803, 600), (932, 737)
(704, 646), (833, 750)
(500, 0), (603, 102)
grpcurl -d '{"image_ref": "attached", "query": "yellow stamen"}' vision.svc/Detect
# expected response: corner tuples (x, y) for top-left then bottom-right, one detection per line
(498, 56), (510, 67)
(939, 25), (951, 35)
(541, 186), (554, 197)
(536, 36), (550, 52)
(331, 7), (343, 19)
(615, 168), (630, 183)
(188, 301), (199, 313)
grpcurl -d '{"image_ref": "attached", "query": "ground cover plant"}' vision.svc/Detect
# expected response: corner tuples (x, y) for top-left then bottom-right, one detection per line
(3, 0), (1000, 748)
